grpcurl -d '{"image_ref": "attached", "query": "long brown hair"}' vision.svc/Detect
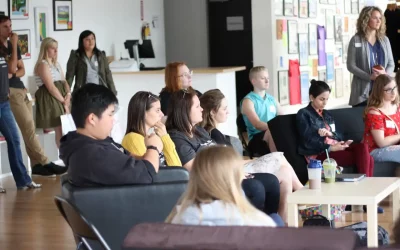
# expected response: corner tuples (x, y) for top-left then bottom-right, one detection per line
(165, 89), (198, 137)
(165, 146), (274, 225)
(199, 89), (225, 132)
(356, 6), (386, 40)
(126, 91), (160, 136)
(365, 74), (398, 117)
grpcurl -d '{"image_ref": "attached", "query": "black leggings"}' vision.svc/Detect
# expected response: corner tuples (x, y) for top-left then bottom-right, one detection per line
(242, 173), (280, 214)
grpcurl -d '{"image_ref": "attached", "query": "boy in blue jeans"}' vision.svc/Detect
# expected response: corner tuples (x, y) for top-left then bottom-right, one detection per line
(241, 66), (283, 155)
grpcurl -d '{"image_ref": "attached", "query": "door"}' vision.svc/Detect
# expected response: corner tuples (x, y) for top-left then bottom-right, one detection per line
(208, 0), (253, 107)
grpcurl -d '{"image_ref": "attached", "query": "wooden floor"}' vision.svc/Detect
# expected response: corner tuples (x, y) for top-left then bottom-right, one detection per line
(0, 175), (397, 249)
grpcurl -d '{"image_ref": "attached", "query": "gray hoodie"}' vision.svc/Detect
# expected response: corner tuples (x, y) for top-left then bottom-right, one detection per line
(171, 200), (276, 227)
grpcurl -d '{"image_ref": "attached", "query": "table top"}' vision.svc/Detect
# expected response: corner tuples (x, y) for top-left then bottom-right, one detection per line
(112, 66), (246, 75)
(288, 177), (400, 205)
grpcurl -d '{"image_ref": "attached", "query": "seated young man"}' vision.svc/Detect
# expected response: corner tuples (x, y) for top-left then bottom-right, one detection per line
(59, 84), (163, 187)
(241, 66), (283, 155)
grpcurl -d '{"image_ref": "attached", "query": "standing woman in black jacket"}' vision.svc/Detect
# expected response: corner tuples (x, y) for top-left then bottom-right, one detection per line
(66, 30), (117, 95)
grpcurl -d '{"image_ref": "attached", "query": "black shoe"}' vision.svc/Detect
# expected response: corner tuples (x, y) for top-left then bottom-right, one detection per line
(32, 164), (56, 177)
(45, 162), (68, 175)
(363, 205), (384, 214)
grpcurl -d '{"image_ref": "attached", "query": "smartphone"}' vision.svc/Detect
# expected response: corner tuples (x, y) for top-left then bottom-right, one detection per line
(345, 140), (353, 146)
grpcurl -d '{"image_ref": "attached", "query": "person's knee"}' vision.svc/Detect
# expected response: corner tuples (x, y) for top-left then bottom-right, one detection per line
(242, 179), (265, 209)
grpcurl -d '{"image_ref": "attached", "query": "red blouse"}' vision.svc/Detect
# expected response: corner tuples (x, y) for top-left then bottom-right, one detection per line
(363, 107), (400, 152)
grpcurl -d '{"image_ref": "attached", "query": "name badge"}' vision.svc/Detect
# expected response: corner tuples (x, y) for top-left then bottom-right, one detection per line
(330, 124), (336, 132)
(94, 61), (98, 67)
(26, 93), (33, 101)
(386, 120), (395, 128)
(269, 105), (276, 113)
(355, 43), (362, 48)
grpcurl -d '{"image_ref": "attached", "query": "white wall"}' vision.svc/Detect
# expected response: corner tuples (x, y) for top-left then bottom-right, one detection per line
(164, 0), (209, 67)
(10, 0), (166, 87)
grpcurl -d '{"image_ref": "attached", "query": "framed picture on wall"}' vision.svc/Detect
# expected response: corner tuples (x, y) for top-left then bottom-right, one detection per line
(299, 33), (309, 66)
(325, 9), (334, 39)
(308, 0), (317, 18)
(344, 0), (351, 14)
(34, 7), (49, 48)
(9, 0), (28, 19)
(284, 0), (294, 16)
(53, 0), (73, 31)
(275, 0), (284, 16)
(334, 16), (343, 43)
(309, 23), (317, 55)
(342, 35), (349, 63)
(351, 0), (359, 14)
(326, 53), (334, 82)
(14, 30), (31, 59)
(288, 20), (298, 54)
(299, 0), (308, 18)
(318, 69), (326, 82)
(278, 70), (290, 105)
(300, 72), (310, 103)
(335, 68), (344, 98)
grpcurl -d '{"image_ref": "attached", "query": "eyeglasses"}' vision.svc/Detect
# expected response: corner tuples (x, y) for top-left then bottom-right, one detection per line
(177, 70), (193, 78)
(383, 86), (398, 94)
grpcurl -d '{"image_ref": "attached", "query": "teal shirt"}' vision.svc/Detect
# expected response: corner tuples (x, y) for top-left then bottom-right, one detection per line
(241, 92), (278, 140)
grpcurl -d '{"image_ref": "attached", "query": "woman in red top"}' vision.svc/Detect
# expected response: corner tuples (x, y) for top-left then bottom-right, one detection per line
(364, 74), (400, 163)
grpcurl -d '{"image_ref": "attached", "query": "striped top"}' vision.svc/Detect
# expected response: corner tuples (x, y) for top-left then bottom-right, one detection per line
(35, 60), (63, 87)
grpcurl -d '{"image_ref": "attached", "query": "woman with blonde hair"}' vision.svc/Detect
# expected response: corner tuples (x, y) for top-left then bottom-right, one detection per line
(166, 145), (276, 227)
(159, 62), (201, 114)
(34, 37), (71, 148)
(347, 6), (394, 107)
(364, 74), (400, 163)
(200, 89), (303, 221)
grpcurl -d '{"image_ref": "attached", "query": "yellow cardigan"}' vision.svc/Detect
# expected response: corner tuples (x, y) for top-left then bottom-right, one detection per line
(122, 132), (182, 167)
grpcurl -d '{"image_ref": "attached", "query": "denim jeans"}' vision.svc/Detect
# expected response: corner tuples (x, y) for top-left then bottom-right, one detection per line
(0, 101), (32, 187)
(370, 145), (400, 163)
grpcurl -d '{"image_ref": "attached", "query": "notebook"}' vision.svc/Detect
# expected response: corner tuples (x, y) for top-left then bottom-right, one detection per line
(322, 173), (366, 182)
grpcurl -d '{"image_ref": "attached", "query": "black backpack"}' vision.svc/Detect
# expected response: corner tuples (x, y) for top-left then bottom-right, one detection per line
(342, 222), (390, 247)
(303, 215), (334, 227)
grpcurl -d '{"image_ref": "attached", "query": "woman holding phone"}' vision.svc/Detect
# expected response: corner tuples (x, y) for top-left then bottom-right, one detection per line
(297, 80), (374, 177)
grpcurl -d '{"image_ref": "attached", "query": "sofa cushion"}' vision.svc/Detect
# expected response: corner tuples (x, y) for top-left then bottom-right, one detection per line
(122, 223), (358, 250)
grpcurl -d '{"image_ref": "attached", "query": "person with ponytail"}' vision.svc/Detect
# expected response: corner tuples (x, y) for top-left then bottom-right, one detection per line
(297, 79), (374, 177)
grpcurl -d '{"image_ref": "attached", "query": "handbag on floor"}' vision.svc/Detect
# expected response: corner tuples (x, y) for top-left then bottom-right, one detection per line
(341, 222), (389, 247)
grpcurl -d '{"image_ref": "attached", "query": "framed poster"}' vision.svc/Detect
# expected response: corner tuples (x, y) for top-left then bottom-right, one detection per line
(34, 7), (49, 48)
(335, 45), (342, 66)
(299, 0), (308, 18)
(325, 9), (334, 40)
(288, 20), (298, 54)
(278, 70), (290, 105)
(326, 53), (334, 82)
(15, 29), (31, 59)
(318, 70), (326, 82)
(275, 0), (284, 16)
(9, 0), (28, 19)
(299, 33), (309, 66)
(284, 0), (294, 16)
(335, 68), (344, 98)
(53, 0), (73, 31)
(334, 16), (343, 43)
(308, 0), (317, 18)
(300, 71), (310, 103)
(344, 0), (351, 14)
(342, 35), (349, 63)
(351, 0), (358, 14)
(309, 23), (317, 55)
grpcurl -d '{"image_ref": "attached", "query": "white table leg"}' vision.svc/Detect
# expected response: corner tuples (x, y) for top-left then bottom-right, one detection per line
(367, 203), (378, 247)
(393, 187), (400, 223)
(321, 204), (332, 220)
(287, 203), (298, 227)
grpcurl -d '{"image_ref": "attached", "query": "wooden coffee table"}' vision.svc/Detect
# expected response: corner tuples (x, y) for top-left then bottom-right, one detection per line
(287, 177), (400, 247)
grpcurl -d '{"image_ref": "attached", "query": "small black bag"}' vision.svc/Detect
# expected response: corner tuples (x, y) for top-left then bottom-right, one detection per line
(303, 215), (334, 228)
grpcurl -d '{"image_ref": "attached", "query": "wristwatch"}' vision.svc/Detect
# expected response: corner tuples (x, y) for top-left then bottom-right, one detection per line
(147, 145), (160, 154)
